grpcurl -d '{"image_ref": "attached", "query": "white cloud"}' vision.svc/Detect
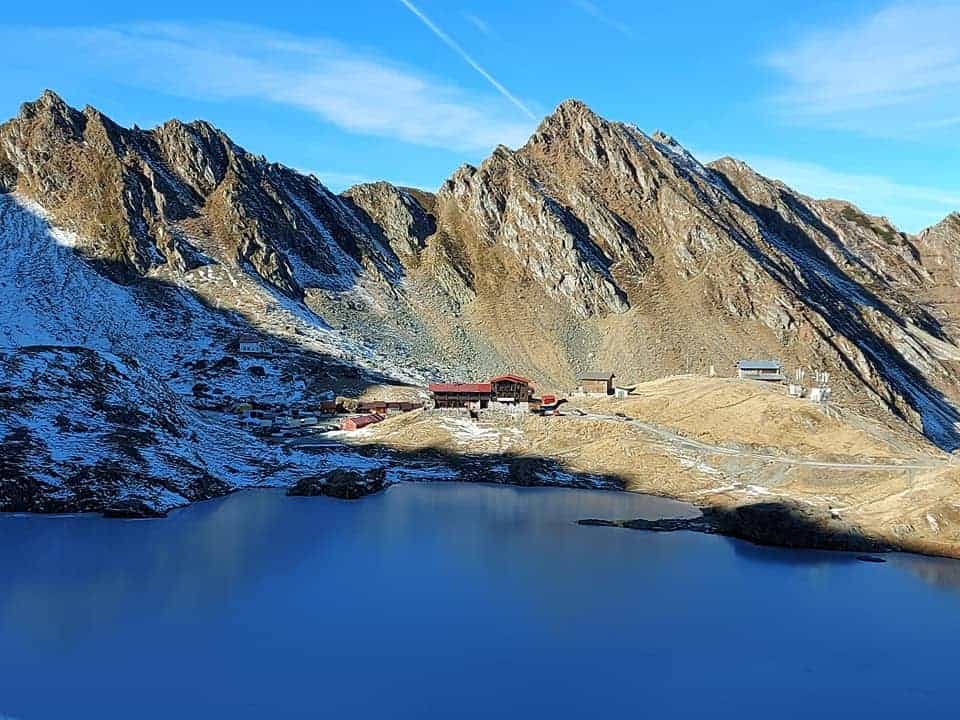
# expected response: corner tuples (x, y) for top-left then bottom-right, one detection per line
(698, 150), (960, 233)
(571, 0), (632, 37)
(0, 22), (536, 153)
(765, 2), (960, 137)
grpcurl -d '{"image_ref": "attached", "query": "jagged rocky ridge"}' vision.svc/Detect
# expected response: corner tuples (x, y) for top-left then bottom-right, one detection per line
(366, 99), (960, 449)
(0, 90), (405, 295)
(324, 102), (960, 453)
(0, 89), (958, 517)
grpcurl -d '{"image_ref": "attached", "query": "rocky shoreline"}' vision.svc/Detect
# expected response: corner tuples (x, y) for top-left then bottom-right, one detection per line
(3, 426), (954, 561)
(579, 500), (895, 555)
(4, 461), (951, 561)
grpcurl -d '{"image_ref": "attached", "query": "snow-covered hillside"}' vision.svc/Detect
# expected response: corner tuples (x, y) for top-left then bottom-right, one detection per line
(0, 192), (430, 515)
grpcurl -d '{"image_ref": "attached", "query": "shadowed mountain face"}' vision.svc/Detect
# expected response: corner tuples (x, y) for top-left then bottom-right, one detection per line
(1, 93), (959, 451)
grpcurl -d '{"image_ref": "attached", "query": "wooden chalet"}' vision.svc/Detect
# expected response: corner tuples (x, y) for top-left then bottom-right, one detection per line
(429, 383), (492, 409)
(489, 374), (535, 404)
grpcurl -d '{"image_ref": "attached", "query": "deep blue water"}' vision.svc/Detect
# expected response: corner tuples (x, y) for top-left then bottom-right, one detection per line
(2, 483), (960, 719)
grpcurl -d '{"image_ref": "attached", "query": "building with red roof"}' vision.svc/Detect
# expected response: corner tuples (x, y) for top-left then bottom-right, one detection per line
(340, 413), (384, 431)
(428, 373), (536, 410)
(428, 383), (492, 394)
(489, 374), (532, 384)
(428, 383), (492, 409)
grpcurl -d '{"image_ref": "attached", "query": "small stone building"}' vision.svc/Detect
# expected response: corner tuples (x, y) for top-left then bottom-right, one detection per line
(578, 371), (615, 396)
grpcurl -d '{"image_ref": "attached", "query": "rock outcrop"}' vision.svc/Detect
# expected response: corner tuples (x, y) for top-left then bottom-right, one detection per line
(915, 213), (960, 334)
(0, 346), (233, 515)
(342, 182), (435, 267)
(287, 468), (387, 499)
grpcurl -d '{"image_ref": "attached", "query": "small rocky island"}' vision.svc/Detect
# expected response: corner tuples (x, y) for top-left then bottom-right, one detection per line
(287, 468), (387, 500)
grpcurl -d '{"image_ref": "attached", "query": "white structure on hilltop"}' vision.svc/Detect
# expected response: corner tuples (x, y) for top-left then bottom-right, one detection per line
(810, 370), (832, 404)
(614, 384), (636, 399)
(788, 368), (806, 397)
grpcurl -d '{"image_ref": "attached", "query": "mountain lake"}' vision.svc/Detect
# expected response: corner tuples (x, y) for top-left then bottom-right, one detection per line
(2, 482), (960, 718)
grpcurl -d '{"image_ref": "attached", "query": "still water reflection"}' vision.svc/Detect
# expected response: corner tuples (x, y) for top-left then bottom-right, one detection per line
(1, 483), (959, 719)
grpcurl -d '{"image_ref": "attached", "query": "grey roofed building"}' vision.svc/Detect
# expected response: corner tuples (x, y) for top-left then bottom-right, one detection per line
(736, 359), (784, 381)
(736, 359), (782, 370)
(577, 371), (615, 381)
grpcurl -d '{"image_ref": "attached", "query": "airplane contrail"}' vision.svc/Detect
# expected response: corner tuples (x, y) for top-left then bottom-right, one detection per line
(398, 0), (537, 120)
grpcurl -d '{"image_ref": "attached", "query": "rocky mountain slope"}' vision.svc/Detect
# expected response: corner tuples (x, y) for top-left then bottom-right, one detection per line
(1, 345), (238, 515)
(349, 100), (960, 450)
(0, 92), (448, 383)
(0, 91), (399, 291)
(915, 213), (960, 331)
(0, 90), (958, 517)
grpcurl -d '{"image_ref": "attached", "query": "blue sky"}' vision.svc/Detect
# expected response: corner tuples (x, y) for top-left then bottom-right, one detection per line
(1, 0), (957, 232)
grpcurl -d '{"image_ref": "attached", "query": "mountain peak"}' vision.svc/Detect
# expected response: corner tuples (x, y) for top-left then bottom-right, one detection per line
(927, 212), (960, 240)
(554, 98), (594, 114)
(651, 130), (677, 145)
(37, 89), (68, 108)
(541, 98), (603, 128)
(17, 89), (75, 118)
(9, 89), (86, 143)
(526, 99), (620, 154)
(912, 212), (960, 239)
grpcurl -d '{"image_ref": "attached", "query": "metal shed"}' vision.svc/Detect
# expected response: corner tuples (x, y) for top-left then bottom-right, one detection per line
(736, 359), (785, 382)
